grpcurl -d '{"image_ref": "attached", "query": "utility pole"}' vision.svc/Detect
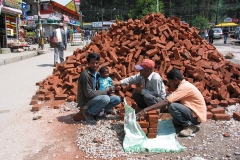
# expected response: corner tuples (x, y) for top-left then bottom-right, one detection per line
(36, 0), (44, 50)
(215, 0), (220, 25)
(101, 8), (104, 31)
(156, 0), (159, 13)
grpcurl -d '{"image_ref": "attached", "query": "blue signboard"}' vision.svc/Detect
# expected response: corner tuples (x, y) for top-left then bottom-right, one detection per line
(70, 19), (76, 25)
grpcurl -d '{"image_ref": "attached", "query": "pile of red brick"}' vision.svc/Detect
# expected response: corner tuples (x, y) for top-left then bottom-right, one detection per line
(138, 110), (159, 138)
(31, 13), (240, 121)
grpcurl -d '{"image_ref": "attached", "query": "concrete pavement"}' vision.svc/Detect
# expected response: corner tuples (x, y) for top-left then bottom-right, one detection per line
(0, 43), (83, 159)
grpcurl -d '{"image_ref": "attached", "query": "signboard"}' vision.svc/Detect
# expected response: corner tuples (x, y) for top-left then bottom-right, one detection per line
(92, 22), (102, 27)
(3, 0), (22, 9)
(224, 17), (232, 23)
(232, 18), (239, 23)
(65, 0), (76, 12)
(74, 0), (80, 5)
(70, 19), (76, 25)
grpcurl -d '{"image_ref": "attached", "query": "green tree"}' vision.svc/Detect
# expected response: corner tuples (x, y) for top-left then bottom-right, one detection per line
(191, 16), (210, 29)
(128, 0), (164, 19)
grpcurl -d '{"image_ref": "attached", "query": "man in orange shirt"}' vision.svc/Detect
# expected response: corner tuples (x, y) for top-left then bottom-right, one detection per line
(136, 68), (207, 137)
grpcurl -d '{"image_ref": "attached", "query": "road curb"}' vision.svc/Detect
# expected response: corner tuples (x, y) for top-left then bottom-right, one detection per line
(0, 51), (38, 66)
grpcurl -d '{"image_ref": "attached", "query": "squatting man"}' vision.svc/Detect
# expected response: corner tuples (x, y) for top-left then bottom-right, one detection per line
(134, 68), (207, 137)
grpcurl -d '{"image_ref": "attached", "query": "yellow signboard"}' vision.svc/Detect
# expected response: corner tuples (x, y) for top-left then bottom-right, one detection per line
(65, 0), (76, 12)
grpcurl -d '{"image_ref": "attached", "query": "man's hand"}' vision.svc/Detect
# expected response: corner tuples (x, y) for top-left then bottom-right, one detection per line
(136, 110), (145, 121)
(112, 81), (121, 86)
(134, 87), (142, 94)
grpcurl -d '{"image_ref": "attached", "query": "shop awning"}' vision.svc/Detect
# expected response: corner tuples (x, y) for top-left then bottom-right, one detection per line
(215, 22), (239, 27)
(2, 6), (22, 14)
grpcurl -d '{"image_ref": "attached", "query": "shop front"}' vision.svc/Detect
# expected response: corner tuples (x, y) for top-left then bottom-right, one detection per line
(0, 0), (22, 48)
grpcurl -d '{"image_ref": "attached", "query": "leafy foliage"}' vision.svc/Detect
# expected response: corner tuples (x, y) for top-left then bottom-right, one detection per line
(128, 0), (164, 19)
(79, 0), (240, 25)
(191, 16), (210, 29)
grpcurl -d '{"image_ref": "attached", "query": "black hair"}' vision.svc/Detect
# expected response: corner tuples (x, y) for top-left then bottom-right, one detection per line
(167, 68), (183, 81)
(86, 52), (100, 63)
(99, 66), (108, 74)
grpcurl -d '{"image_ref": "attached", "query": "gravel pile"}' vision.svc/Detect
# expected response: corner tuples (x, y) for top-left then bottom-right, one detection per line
(76, 117), (156, 160)
(75, 104), (240, 159)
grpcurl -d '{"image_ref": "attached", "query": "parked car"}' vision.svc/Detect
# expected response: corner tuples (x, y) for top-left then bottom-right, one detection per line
(233, 27), (240, 40)
(213, 28), (223, 39)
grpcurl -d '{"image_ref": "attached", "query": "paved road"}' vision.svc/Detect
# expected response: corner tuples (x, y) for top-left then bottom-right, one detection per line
(0, 43), (83, 159)
(0, 39), (239, 159)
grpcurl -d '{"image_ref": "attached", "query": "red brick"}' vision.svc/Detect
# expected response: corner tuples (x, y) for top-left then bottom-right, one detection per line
(148, 128), (158, 133)
(207, 112), (213, 119)
(220, 100), (228, 107)
(207, 105), (213, 111)
(149, 121), (158, 128)
(146, 48), (158, 57)
(45, 93), (54, 100)
(210, 99), (220, 108)
(67, 96), (75, 102)
(147, 115), (159, 123)
(31, 104), (42, 111)
(138, 121), (149, 128)
(147, 110), (158, 115)
(38, 95), (45, 101)
(233, 112), (240, 121)
(213, 114), (230, 121)
(210, 108), (225, 114)
(227, 98), (236, 105)
(30, 99), (38, 105)
(165, 41), (174, 50)
(147, 133), (157, 138)
(55, 94), (68, 100)
(141, 128), (148, 134)
(161, 49), (170, 61)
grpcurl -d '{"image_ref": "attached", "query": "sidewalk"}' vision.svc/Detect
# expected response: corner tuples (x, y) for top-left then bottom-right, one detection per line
(0, 44), (40, 66)
(0, 43), (83, 66)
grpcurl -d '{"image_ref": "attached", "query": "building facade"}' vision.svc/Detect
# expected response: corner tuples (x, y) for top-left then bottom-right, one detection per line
(24, 0), (81, 36)
(0, 0), (23, 48)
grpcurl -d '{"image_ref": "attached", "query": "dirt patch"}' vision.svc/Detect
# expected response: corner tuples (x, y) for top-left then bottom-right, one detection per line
(24, 103), (240, 160)
(23, 106), (86, 160)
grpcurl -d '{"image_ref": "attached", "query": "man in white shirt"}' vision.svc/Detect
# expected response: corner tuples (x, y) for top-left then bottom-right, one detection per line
(113, 59), (166, 109)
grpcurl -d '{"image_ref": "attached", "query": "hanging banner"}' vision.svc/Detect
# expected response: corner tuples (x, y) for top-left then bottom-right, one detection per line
(3, 0), (22, 10)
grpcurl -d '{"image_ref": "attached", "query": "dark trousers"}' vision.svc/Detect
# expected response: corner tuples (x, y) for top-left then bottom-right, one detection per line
(209, 36), (213, 44)
(132, 92), (162, 109)
(168, 103), (200, 127)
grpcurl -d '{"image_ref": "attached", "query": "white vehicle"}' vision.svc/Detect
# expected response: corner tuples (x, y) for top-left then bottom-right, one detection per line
(213, 28), (223, 39)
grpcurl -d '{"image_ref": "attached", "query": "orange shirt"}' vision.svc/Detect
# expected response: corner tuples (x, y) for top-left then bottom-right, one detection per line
(166, 79), (206, 122)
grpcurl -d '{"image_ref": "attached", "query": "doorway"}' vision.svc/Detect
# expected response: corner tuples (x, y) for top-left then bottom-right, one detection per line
(0, 14), (7, 48)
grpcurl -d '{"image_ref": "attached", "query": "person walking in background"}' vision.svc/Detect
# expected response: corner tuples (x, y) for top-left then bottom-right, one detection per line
(51, 23), (67, 67)
(69, 28), (73, 43)
(223, 27), (229, 44)
(84, 29), (91, 44)
(208, 27), (214, 44)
